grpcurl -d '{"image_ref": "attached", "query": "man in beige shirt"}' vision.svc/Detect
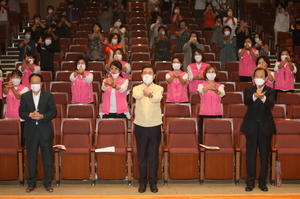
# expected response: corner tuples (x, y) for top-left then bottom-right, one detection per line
(132, 65), (163, 193)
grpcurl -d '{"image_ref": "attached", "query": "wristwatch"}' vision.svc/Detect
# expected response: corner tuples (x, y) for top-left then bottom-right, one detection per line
(214, 90), (218, 94)
(113, 84), (117, 88)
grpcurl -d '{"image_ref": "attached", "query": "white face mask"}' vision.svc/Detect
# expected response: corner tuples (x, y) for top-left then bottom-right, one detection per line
(48, 9), (53, 13)
(254, 78), (265, 86)
(175, 9), (179, 13)
(194, 55), (202, 62)
(12, 78), (21, 85)
(111, 39), (118, 44)
(115, 54), (122, 60)
(115, 21), (121, 26)
(172, 63), (181, 70)
(31, 84), (41, 92)
(254, 38), (259, 43)
(224, 31), (230, 35)
(77, 64), (86, 70)
(111, 72), (120, 78)
(281, 55), (287, 61)
(45, 39), (52, 46)
(227, 11), (232, 16)
(143, 74), (153, 84)
(206, 73), (216, 81)
(29, 59), (34, 64)
(244, 43), (251, 47)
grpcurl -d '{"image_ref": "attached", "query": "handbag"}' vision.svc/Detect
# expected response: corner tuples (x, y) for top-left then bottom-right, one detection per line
(91, 50), (100, 60)
(275, 161), (282, 187)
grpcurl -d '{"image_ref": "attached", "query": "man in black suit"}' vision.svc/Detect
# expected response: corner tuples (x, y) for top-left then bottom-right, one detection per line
(19, 74), (56, 193)
(240, 68), (276, 192)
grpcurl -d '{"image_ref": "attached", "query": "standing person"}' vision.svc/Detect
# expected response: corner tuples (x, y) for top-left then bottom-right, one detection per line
(57, 12), (72, 39)
(69, 56), (94, 104)
(0, 68), (3, 118)
(291, 19), (300, 47)
(220, 26), (237, 70)
(100, 60), (130, 119)
(187, 49), (209, 93)
(218, 0), (229, 18)
(18, 52), (40, 89)
(170, 6), (184, 38)
(240, 68), (276, 192)
(31, 14), (46, 43)
(132, 65), (163, 193)
(285, 0), (298, 27)
(203, 3), (217, 31)
(102, 33), (123, 64)
(166, 57), (188, 103)
(197, 65), (225, 143)
(175, 20), (189, 53)
(88, 23), (105, 61)
(153, 26), (171, 61)
(253, 33), (269, 56)
(19, 73), (57, 193)
(183, 31), (205, 71)
(106, 48), (131, 79)
(274, 3), (289, 47)
(150, 15), (166, 47)
(18, 28), (36, 61)
(223, 8), (237, 37)
(64, 0), (79, 23)
(99, 4), (112, 32)
(45, 5), (56, 26)
(194, 0), (206, 20)
(0, 0), (10, 39)
(110, 18), (126, 49)
(235, 20), (250, 51)
(238, 37), (258, 82)
(274, 49), (297, 93)
(211, 16), (224, 46)
(37, 34), (55, 73)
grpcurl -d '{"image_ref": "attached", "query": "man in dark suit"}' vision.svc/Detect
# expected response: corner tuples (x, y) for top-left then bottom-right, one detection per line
(19, 74), (56, 193)
(240, 68), (276, 192)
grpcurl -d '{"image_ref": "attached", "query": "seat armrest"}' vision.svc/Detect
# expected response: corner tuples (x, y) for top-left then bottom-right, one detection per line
(127, 146), (132, 152)
(90, 146), (96, 152)
(163, 145), (169, 152)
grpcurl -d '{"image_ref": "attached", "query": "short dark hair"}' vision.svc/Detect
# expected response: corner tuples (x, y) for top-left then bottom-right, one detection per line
(192, 49), (205, 63)
(11, 70), (23, 78)
(142, 65), (156, 74)
(24, 52), (37, 60)
(109, 33), (121, 43)
(75, 55), (88, 70)
(252, 68), (268, 78)
(189, 31), (201, 44)
(256, 56), (270, 67)
(178, 19), (186, 29)
(158, 26), (167, 35)
(29, 73), (44, 83)
(222, 25), (232, 34)
(33, 14), (41, 19)
(92, 22), (102, 32)
(24, 28), (32, 34)
(47, 5), (54, 11)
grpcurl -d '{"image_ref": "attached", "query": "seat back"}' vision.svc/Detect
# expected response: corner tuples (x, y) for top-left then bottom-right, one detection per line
(271, 104), (286, 119)
(0, 120), (20, 150)
(164, 103), (191, 118)
(274, 120), (300, 149)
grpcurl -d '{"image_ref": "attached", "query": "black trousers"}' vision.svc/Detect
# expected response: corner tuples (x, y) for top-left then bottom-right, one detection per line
(198, 115), (222, 144)
(246, 122), (271, 186)
(135, 124), (161, 186)
(25, 125), (53, 187)
(102, 113), (127, 118)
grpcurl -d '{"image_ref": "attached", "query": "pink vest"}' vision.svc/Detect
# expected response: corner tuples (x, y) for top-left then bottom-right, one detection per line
(239, 48), (258, 77)
(189, 62), (209, 93)
(21, 64), (39, 89)
(274, 61), (295, 91)
(100, 76), (129, 114)
(5, 85), (27, 119)
(71, 71), (94, 104)
(121, 61), (130, 79)
(199, 82), (223, 116)
(0, 78), (3, 100)
(166, 71), (189, 102)
(252, 70), (274, 88)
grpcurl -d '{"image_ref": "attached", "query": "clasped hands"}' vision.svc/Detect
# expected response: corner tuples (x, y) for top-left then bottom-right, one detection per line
(207, 81), (218, 92)
(143, 87), (152, 98)
(254, 87), (266, 99)
(29, 109), (44, 120)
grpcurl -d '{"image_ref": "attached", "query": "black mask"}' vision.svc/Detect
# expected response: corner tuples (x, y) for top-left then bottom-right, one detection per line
(51, 24), (57, 29)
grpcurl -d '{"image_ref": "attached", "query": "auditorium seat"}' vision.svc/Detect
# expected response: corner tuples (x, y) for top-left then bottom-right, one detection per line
(55, 71), (72, 81)
(200, 118), (238, 184)
(164, 118), (199, 184)
(155, 61), (172, 71)
(221, 92), (244, 117)
(0, 120), (23, 185)
(220, 82), (236, 92)
(271, 119), (300, 183)
(55, 118), (95, 185)
(131, 61), (151, 70)
(61, 61), (75, 71)
(95, 119), (130, 181)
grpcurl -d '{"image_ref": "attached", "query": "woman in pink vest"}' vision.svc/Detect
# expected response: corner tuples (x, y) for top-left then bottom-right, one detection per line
(238, 37), (258, 82)
(187, 49), (209, 93)
(274, 49), (297, 93)
(100, 60), (130, 119)
(18, 52), (41, 89)
(69, 55), (94, 104)
(166, 57), (188, 103)
(254, 56), (275, 88)
(3, 70), (29, 119)
(105, 48), (131, 79)
(197, 65), (225, 144)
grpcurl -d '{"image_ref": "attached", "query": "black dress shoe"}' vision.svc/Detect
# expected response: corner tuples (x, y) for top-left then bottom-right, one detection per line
(245, 185), (254, 192)
(26, 185), (36, 193)
(138, 185), (146, 193)
(259, 185), (268, 192)
(150, 185), (158, 193)
(45, 186), (53, 192)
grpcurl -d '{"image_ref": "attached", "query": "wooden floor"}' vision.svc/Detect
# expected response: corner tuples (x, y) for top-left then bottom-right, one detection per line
(1, 194), (300, 199)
